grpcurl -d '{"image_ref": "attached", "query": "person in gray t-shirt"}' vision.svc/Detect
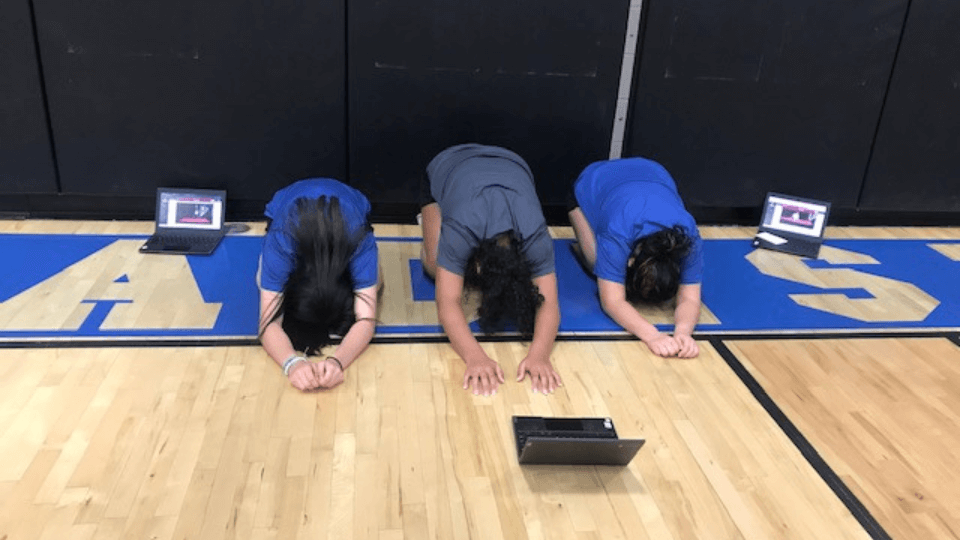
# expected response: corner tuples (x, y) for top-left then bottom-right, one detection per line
(419, 144), (561, 396)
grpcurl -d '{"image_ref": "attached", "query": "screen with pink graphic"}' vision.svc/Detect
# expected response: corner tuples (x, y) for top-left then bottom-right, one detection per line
(159, 192), (223, 230)
(761, 195), (828, 237)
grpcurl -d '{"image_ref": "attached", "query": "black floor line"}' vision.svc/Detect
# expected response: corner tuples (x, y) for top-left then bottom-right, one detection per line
(2, 331), (952, 538)
(0, 338), (260, 349)
(709, 338), (892, 540)
(3, 329), (960, 349)
(698, 329), (960, 341)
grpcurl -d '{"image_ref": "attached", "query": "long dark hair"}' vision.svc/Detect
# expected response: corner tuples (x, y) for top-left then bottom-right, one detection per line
(625, 225), (692, 305)
(464, 231), (544, 338)
(262, 196), (372, 355)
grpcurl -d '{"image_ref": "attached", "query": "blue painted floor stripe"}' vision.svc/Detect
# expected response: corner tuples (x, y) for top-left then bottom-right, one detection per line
(0, 234), (958, 341)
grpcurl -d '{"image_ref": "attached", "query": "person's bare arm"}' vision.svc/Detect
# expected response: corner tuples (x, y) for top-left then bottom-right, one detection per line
(672, 283), (701, 358)
(597, 278), (680, 358)
(314, 282), (380, 388)
(516, 273), (562, 394)
(259, 288), (320, 391)
(435, 267), (504, 395)
(568, 207), (597, 272)
(420, 202), (441, 279)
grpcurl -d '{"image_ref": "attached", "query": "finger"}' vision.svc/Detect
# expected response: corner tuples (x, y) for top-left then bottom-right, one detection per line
(478, 373), (490, 396)
(534, 372), (546, 394)
(292, 363), (315, 387)
(293, 375), (310, 391)
(537, 372), (549, 394)
(516, 360), (527, 382)
(311, 367), (325, 387)
(311, 365), (328, 387)
(463, 370), (472, 390)
(314, 362), (327, 383)
(539, 373), (551, 395)
(496, 364), (506, 384)
(479, 372), (492, 395)
(547, 372), (560, 393)
(324, 363), (340, 384)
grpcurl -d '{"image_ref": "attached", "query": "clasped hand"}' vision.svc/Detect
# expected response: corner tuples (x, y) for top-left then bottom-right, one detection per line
(645, 332), (699, 358)
(287, 358), (344, 391)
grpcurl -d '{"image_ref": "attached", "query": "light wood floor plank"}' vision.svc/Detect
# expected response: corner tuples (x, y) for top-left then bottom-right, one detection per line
(727, 338), (960, 540)
(0, 339), (945, 539)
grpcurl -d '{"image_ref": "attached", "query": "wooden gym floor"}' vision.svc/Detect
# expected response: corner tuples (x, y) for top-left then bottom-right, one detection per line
(0, 221), (958, 539)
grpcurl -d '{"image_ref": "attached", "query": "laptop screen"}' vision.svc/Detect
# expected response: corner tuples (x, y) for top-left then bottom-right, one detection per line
(157, 190), (224, 231)
(760, 193), (829, 238)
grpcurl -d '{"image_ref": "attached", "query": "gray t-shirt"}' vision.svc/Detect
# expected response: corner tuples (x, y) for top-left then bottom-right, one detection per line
(427, 144), (554, 277)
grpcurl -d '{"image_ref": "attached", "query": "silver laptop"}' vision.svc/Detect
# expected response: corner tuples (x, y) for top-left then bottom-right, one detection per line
(513, 416), (645, 466)
(140, 188), (227, 255)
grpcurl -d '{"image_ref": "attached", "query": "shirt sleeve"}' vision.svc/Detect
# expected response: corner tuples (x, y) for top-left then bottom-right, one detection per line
(436, 220), (473, 276)
(349, 233), (379, 289)
(258, 230), (295, 292)
(524, 228), (556, 278)
(679, 235), (704, 284)
(593, 233), (631, 284)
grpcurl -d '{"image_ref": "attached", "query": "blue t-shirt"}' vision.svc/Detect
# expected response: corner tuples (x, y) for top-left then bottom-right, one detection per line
(428, 144), (554, 277)
(259, 179), (378, 292)
(574, 158), (703, 285)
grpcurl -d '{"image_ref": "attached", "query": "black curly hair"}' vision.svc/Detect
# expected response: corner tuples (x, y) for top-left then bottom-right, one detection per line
(625, 225), (692, 305)
(463, 231), (544, 338)
(261, 196), (372, 355)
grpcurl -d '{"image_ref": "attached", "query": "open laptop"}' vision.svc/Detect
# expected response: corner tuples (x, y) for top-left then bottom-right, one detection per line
(752, 192), (831, 258)
(140, 188), (227, 255)
(512, 416), (645, 466)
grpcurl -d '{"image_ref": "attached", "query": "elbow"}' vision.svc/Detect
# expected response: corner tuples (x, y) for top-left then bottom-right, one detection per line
(598, 294), (615, 317)
(422, 256), (438, 281)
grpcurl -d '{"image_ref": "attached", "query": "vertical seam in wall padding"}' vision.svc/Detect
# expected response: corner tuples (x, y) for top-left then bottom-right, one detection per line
(609, 0), (645, 159)
(27, 0), (63, 193)
(710, 338), (893, 540)
(343, 0), (351, 183)
(857, 0), (915, 207)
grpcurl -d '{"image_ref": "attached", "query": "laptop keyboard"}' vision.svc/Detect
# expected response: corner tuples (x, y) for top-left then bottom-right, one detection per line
(149, 234), (220, 251)
(516, 429), (617, 454)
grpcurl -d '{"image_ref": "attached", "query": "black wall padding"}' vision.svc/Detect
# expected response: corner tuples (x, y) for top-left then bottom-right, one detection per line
(627, 1), (908, 209)
(0, 0), (58, 194)
(347, 0), (630, 209)
(33, 0), (346, 200)
(860, 0), (960, 212)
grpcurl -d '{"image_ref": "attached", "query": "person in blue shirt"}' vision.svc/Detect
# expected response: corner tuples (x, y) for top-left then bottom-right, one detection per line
(420, 144), (562, 396)
(258, 179), (380, 391)
(568, 157), (703, 358)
